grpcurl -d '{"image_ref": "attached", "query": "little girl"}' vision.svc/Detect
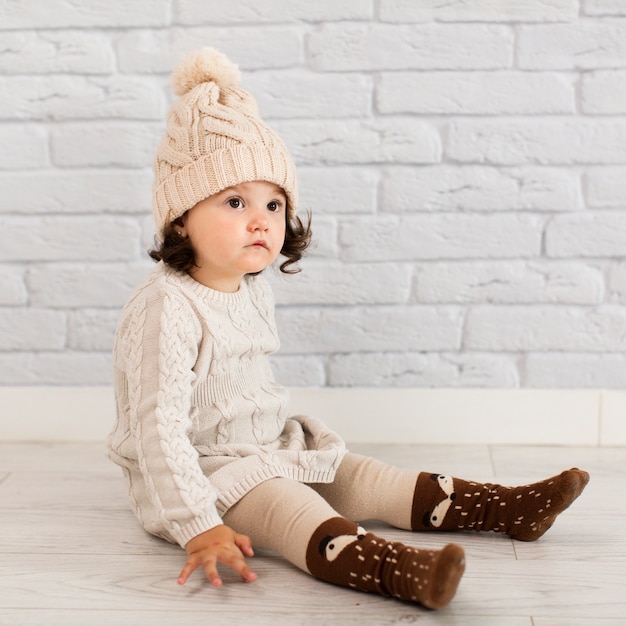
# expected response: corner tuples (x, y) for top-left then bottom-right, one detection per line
(107, 47), (589, 610)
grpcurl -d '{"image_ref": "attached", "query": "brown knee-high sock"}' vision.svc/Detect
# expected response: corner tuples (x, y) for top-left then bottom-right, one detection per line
(306, 517), (465, 610)
(411, 468), (589, 541)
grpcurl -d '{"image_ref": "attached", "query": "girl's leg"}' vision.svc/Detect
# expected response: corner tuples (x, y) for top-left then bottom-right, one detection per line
(310, 453), (417, 529)
(223, 478), (465, 609)
(312, 453), (589, 542)
(223, 477), (336, 572)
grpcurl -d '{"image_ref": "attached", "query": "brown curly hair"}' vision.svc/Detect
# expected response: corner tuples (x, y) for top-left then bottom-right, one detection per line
(149, 209), (312, 275)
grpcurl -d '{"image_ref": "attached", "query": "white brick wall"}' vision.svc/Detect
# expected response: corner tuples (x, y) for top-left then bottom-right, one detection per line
(1, 0), (625, 388)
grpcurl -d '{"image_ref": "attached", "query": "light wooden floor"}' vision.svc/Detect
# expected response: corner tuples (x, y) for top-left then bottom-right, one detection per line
(1, 442), (624, 626)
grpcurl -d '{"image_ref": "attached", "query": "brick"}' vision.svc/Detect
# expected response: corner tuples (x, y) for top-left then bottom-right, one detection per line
(584, 0), (626, 16)
(247, 71), (372, 119)
(27, 262), (152, 308)
(441, 353), (519, 387)
(140, 214), (159, 253)
(174, 0), (372, 23)
(68, 309), (120, 351)
(116, 28), (303, 73)
(0, 125), (48, 170)
(416, 261), (604, 304)
(465, 305), (626, 351)
(299, 166), (378, 215)
(329, 352), (455, 387)
(0, 31), (114, 74)
(276, 305), (463, 353)
(309, 23), (513, 71)
(328, 352), (519, 387)
(448, 119), (626, 165)
(582, 71), (626, 114)
(0, 0), (169, 29)
(269, 356), (326, 387)
(0, 75), (163, 122)
(378, 72), (575, 115)
(339, 214), (542, 262)
(273, 119), (441, 166)
(524, 353), (626, 387)
(0, 352), (113, 385)
(0, 170), (152, 214)
(380, 0), (578, 22)
(270, 262), (412, 305)
(609, 263), (626, 303)
(306, 217), (339, 259)
(587, 166), (626, 207)
(381, 165), (582, 212)
(0, 267), (27, 305)
(51, 122), (161, 168)
(546, 211), (626, 257)
(0, 308), (66, 350)
(518, 21), (626, 69)
(0, 217), (140, 262)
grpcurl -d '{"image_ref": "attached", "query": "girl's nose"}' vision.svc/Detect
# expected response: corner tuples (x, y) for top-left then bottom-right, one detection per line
(248, 207), (269, 231)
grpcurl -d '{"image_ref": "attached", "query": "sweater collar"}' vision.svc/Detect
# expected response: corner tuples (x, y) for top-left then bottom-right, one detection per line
(160, 262), (251, 305)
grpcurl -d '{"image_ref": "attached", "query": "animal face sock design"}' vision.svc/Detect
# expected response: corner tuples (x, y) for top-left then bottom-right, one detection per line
(411, 468), (589, 541)
(305, 517), (465, 610)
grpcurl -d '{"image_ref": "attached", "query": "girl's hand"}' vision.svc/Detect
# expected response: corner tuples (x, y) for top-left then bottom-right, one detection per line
(178, 525), (257, 587)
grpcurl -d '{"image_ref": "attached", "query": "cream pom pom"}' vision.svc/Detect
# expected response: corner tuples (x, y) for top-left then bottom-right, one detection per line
(172, 47), (241, 96)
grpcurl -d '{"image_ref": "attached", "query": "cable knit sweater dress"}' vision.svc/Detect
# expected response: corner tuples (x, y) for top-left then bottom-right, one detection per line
(107, 262), (346, 547)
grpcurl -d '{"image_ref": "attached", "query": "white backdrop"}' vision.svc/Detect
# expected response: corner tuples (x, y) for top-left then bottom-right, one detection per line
(1, 0), (626, 388)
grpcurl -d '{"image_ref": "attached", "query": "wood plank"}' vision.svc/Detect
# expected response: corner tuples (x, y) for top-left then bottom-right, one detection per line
(0, 442), (113, 473)
(513, 510), (626, 562)
(0, 553), (429, 613)
(533, 617), (626, 626)
(1, 555), (623, 618)
(0, 509), (177, 556)
(451, 559), (626, 619)
(0, 609), (535, 626)
(1, 471), (128, 511)
(490, 445), (626, 479)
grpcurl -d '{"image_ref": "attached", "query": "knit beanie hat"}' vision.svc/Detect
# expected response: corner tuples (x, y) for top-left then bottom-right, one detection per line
(152, 47), (298, 238)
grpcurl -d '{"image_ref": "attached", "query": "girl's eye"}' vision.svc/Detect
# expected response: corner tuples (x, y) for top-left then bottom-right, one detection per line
(267, 201), (282, 212)
(227, 197), (243, 209)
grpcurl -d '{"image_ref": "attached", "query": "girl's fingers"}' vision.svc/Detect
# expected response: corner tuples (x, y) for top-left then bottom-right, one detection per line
(199, 554), (222, 587)
(235, 532), (255, 557)
(179, 531), (257, 587)
(239, 565), (257, 582)
(220, 545), (257, 583)
(179, 553), (221, 587)
(207, 570), (223, 587)
(177, 557), (199, 585)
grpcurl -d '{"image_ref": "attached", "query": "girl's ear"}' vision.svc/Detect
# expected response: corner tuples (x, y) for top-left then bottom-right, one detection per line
(172, 216), (187, 238)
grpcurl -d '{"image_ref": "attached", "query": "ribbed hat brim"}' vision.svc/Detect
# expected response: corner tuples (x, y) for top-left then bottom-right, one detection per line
(153, 143), (298, 236)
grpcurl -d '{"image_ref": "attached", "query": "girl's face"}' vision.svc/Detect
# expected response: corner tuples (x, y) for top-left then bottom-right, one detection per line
(179, 180), (287, 292)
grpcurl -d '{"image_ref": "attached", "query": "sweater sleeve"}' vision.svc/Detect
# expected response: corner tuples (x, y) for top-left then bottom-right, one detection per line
(122, 287), (223, 546)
